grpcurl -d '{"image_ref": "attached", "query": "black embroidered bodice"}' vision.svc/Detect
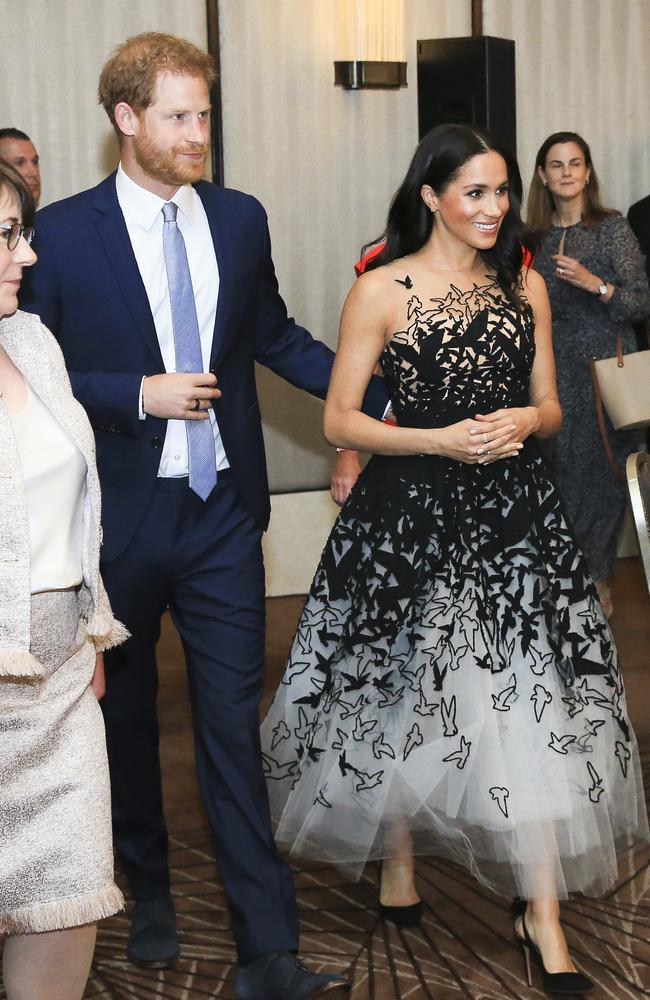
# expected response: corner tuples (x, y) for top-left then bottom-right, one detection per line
(381, 278), (535, 429)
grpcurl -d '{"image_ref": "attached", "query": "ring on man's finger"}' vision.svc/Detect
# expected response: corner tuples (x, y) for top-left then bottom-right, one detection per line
(193, 398), (201, 411)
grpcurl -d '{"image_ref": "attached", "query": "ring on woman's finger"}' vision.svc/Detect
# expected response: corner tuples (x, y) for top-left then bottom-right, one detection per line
(193, 398), (201, 411)
(557, 267), (565, 275)
(482, 432), (489, 444)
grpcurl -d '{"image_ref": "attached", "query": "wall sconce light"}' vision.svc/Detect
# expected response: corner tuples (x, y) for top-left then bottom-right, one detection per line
(334, 0), (407, 90)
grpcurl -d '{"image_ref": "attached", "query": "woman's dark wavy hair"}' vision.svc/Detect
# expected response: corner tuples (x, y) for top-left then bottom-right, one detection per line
(363, 123), (535, 309)
(0, 157), (35, 227)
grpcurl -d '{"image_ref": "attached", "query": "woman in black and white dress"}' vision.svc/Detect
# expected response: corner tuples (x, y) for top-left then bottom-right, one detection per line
(262, 125), (648, 994)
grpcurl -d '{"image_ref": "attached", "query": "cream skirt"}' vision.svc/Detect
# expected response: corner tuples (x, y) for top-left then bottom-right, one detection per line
(0, 589), (123, 934)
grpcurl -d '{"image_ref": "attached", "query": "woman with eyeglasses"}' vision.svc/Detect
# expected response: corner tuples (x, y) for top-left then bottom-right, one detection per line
(0, 160), (127, 999)
(527, 132), (650, 617)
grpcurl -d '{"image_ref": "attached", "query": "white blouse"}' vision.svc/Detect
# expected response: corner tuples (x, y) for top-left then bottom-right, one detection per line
(10, 383), (87, 594)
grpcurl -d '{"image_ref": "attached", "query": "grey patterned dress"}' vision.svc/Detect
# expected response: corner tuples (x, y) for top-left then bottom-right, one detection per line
(535, 216), (650, 581)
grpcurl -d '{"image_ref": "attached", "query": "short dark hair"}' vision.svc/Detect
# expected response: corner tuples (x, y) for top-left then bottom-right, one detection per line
(0, 158), (35, 226)
(363, 123), (534, 309)
(0, 128), (32, 143)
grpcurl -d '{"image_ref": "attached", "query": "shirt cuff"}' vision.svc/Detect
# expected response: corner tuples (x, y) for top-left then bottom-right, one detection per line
(139, 376), (146, 420)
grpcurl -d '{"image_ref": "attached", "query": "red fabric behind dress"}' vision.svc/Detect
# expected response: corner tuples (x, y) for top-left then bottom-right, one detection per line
(354, 241), (534, 276)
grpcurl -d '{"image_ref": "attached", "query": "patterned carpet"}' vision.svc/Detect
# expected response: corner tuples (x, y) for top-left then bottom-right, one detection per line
(82, 565), (650, 999)
(85, 772), (649, 999)
(2, 564), (648, 998)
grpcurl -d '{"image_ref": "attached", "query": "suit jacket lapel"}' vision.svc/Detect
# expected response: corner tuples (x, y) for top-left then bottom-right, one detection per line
(91, 175), (164, 369)
(197, 184), (234, 370)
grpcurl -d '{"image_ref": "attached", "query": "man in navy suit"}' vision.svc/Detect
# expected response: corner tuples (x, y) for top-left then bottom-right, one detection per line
(21, 32), (387, 1000)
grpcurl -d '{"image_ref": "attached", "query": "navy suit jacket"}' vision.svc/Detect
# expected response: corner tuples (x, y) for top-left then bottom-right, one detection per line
(628, 194), (650, 282)
(20, 174), (388, 561)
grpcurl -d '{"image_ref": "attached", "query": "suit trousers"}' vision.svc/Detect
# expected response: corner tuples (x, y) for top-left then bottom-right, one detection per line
(99, 472), (299, 962)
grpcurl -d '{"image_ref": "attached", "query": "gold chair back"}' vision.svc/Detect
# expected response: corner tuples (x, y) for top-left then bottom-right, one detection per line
(626, 451), (650, 596)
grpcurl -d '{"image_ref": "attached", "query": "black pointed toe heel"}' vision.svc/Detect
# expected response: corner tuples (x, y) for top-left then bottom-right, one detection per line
(514, 908), (594, 994)
(377, 861), (422, 927)
(379, 900), (423, 927)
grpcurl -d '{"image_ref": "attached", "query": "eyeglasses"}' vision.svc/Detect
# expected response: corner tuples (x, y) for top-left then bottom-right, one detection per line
(0, 223), (35, 251)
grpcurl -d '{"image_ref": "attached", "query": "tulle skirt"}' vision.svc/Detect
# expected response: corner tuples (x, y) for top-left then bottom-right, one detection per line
(261, 452), (649, 898)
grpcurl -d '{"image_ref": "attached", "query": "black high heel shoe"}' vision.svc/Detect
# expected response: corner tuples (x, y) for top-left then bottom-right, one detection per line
(378, 900), (423, 927)
(514, 907), (594, 994)
(378, 861), (422, 927)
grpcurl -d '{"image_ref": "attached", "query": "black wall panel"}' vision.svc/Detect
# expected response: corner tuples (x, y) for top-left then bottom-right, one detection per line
(417, 36), (517, 155)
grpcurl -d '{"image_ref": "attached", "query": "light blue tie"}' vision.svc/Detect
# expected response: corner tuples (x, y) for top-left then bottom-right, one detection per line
(162, 201), (217, 500)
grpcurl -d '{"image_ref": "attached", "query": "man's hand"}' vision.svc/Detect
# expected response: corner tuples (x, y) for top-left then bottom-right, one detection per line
(331, 450), (362, 506)
(143, 372), (221, 419)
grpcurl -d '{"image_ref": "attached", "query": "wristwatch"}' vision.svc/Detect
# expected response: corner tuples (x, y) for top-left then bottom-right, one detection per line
(596, 281), (609, 296)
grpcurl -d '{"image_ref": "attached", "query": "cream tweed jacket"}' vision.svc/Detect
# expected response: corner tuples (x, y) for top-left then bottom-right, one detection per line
(0, 310), (127, 677)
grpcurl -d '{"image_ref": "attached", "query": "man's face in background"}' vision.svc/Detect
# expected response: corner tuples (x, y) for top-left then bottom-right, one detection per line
(0, 137), (41, 207)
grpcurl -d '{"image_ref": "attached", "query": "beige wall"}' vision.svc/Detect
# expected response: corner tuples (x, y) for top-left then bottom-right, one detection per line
(0, 0), (208, 206)
(484, 0), (650, 211)
(6, 0), (648, 492)
(218, 0), (650, 494)
(2, 1), (648, 593)
(220, 0), (470, 492)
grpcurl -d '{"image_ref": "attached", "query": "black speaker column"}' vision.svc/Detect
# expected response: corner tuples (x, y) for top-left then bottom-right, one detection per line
(417, 36), (517, 154)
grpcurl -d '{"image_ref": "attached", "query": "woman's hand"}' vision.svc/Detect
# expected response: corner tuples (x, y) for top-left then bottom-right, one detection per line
(91, 651), (106, 700)
(474, 406), (540, 450)
(330, 449), (362, 506)
(551, 253), (600, 293)
(435, 415), (526, 464)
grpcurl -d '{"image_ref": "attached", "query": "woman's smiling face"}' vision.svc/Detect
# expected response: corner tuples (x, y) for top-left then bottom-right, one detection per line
(424, 150), (510, 250)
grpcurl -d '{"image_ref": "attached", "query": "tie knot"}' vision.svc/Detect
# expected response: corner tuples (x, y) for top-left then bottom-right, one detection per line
(162, 202), (178, 223)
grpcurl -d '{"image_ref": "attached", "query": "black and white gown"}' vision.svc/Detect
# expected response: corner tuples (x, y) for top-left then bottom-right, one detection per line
(261, 276), (648, 899)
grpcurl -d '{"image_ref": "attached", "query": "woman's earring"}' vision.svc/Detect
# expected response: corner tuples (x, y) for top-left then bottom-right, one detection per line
(543, 180), (548, 187)
(585, 177), (590, 186)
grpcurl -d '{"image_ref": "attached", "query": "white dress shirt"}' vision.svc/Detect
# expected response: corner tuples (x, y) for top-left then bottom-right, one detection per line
(115, 164), (229, 476)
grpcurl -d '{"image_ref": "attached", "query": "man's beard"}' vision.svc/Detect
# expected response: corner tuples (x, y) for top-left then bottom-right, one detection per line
(133, 132), (208, 187)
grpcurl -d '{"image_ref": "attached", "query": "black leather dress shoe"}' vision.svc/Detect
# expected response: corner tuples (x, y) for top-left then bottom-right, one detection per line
(236, 950), (351, 999)
(127, 893), (179, 968)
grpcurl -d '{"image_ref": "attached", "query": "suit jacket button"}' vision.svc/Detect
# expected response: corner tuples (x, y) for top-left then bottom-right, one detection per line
(151, 435), (162, 449)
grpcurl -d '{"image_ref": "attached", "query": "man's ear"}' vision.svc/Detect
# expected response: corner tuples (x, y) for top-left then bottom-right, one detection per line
(114, 102), (139, 139)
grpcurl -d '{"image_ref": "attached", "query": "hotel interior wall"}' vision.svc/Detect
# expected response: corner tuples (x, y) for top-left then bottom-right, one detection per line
(3, 0), (647, 593)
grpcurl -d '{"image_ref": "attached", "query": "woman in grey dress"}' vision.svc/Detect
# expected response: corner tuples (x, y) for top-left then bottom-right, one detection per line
(0, 163), (127, 998)
(527, 132), (650, 616)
